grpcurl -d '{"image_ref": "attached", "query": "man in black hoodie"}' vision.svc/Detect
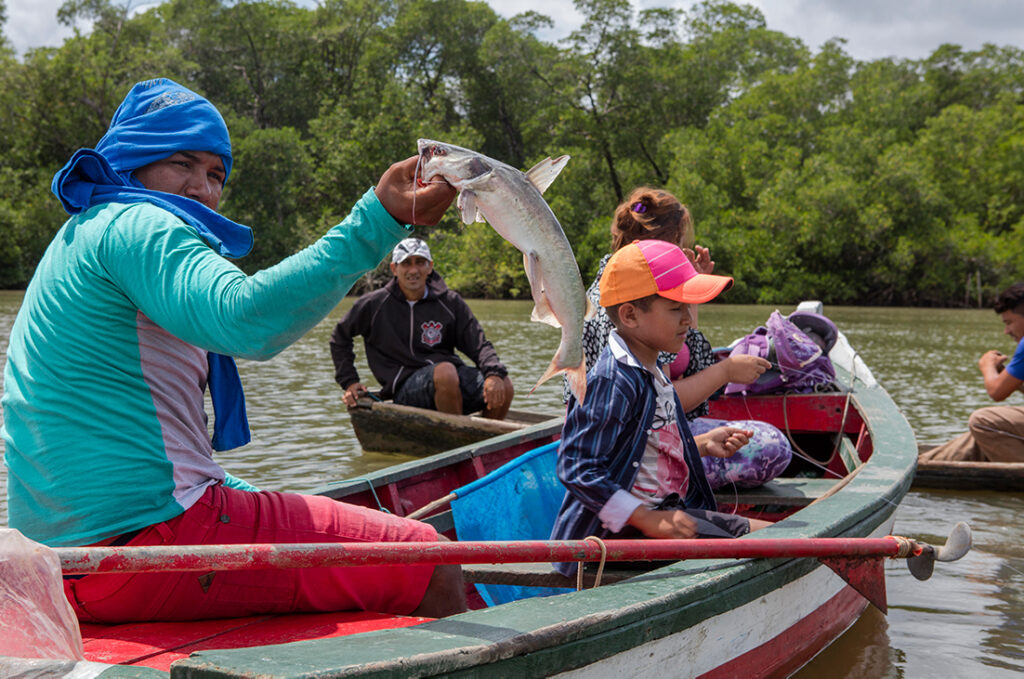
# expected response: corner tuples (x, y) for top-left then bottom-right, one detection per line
(331, 238), (514, 419)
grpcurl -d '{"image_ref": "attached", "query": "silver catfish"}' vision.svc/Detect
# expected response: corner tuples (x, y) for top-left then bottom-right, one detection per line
(417, 139), (594, 404)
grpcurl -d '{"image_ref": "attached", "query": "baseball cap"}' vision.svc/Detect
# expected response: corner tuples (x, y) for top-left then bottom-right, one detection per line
(599, 240), (734, 307)
(392, 237), (432, 264)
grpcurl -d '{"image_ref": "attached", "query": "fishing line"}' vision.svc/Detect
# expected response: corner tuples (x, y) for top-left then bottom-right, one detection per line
(735, 389), (845, 481)
(972, 424), (1024, 442)
(411, 152), (448, 226)
(412, 153), (424, 224)
(732, 351), (905, 515)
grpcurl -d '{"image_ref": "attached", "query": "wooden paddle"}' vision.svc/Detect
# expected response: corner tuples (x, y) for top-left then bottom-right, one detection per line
(57, 524), (970, 576)
(54, 524), (970, 612)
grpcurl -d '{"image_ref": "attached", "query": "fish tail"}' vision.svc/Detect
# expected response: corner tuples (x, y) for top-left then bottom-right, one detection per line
(530, 355), (587, 404)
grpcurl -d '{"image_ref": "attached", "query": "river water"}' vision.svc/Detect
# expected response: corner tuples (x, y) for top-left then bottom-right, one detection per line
(1, 290), (1022, 678)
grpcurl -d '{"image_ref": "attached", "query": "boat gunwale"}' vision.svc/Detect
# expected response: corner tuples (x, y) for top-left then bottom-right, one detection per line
(312, 421), (564, 500)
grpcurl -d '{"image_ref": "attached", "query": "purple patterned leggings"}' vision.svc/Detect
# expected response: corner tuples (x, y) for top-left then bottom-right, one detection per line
(690, 417), (793, 489)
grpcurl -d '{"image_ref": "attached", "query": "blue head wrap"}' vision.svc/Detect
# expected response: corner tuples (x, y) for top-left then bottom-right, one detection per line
(51, 78), (251, 451)
(52, 78), (253, 258)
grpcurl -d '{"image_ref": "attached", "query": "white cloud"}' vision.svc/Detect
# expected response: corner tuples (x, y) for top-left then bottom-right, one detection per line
(5, 0), (76, 54)
(752, 0), (1024, 61)
(5, 0), (1024, 62)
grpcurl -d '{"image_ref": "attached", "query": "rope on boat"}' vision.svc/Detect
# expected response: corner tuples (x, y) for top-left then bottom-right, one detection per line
(891, 535), (915, 559)
(577, 536), (608, 591)
(777, 393), (845, 480)
(830, 348), (859, 468)
(772, 348), (861, 481)
(344, 478), (391, 514)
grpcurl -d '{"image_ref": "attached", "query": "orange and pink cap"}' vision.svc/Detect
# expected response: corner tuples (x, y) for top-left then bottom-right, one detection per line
(599, 240), (734, 307)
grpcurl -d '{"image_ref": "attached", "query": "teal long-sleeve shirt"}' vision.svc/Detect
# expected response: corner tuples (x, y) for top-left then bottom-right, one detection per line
(2, 189), (408, 546)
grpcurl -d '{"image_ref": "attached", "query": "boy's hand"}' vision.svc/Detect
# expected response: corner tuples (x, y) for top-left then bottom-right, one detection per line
(697, 427), (752, 458)
(627, 506), (697, 539)
(724, 354), (771, 384)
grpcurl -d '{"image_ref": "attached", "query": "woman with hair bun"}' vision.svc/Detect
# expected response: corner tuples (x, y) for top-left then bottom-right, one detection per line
(566, 187), (792, 489)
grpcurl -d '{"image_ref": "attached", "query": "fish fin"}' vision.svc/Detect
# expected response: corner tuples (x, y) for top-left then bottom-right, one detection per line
(584, 297), (598, 321)
(524, 252), (561, 327)
(531, 354), (587, 404)
(524, 155), (570, 195)
(457, 190), (485, 224)
(530, 303), (560, 327)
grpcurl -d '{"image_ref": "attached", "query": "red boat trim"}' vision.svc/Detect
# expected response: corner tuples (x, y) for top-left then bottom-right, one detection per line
(819, 555), (887, 612)
(698, 584), (868, 679)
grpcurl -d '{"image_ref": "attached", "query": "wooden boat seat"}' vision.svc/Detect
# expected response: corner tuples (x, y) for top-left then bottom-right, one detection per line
(79, 610), (430, 672)
(715, 477), (841, 507)
(422, 509), (455, 533)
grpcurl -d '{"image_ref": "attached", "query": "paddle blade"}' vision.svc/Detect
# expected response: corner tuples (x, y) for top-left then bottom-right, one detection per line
(906, 521), (972, 581)
(907, 546), (936, 581)
(936, 521), (972, 562)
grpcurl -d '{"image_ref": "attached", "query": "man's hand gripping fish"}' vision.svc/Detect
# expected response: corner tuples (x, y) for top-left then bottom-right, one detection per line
(417, 139), (594, 403)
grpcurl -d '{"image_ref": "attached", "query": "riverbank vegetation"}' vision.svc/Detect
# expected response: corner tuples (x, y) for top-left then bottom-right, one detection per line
(1, 0), (1022, 305)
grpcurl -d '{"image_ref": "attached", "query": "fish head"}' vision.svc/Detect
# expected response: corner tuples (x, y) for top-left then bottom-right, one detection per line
(417, 139), (493, 189)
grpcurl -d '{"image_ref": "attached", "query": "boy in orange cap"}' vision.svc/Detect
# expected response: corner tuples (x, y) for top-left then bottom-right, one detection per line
(550, 240), (769, 575)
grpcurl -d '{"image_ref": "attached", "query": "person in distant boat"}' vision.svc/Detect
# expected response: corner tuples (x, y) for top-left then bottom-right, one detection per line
(550, 240), (772, 575)
(1, 78), (468, 623)
(566, 187), (792, 489)
(331, 237), (515, 419)
(919, 283), (1024, 462)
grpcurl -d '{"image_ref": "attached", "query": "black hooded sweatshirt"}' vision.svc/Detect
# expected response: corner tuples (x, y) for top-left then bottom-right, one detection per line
(330, 271), (508, 399)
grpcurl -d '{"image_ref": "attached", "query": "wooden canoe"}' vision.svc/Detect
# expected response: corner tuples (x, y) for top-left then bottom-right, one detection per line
(913, 456), (1024, 491)
(50, 304), (925, 678)
(347, 396), (559, 455)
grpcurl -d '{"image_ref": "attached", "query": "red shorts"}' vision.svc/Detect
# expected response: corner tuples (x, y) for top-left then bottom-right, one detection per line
(63, 484), (438, 623)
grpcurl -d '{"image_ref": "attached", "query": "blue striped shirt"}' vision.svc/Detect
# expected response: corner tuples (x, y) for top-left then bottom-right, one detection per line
(550, 332), (716, 575)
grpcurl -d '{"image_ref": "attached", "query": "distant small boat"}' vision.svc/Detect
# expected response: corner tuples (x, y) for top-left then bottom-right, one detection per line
(347, 396), (559, 455)
(913, 450), (1024, 491)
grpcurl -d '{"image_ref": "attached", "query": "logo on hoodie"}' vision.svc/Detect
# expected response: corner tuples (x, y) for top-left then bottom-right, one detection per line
(421, 320), (443, 346)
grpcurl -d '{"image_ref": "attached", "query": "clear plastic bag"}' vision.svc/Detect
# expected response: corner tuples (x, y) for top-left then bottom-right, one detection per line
(0, 528), (110, 677)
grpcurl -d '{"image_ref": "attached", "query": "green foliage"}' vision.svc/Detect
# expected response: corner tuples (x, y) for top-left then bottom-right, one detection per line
(430, 221), (527, 298)
(222, 125), (314, 273)
(1, 0), (1023, 307)
(0, 168), (67, 288)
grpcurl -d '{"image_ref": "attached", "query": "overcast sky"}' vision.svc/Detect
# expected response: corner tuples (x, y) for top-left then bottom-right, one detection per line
(5, 0), (1024, 62)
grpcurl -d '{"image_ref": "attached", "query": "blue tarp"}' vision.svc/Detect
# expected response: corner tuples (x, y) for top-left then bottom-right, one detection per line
(449, 441), (573, 605)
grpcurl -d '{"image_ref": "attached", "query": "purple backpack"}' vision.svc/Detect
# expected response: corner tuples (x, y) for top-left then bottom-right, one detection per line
(723, 310), (837, 395)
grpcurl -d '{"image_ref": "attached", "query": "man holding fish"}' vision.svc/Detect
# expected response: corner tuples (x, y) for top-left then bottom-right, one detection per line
(1, 79), (468, 622)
